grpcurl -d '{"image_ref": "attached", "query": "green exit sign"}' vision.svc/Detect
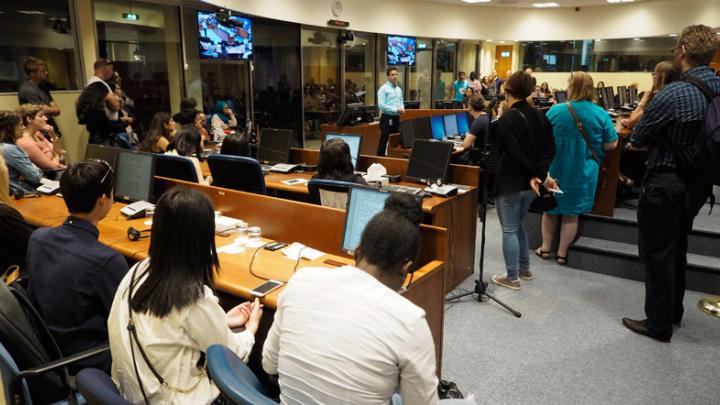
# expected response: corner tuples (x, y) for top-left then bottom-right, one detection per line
(122, 12), (139, 21)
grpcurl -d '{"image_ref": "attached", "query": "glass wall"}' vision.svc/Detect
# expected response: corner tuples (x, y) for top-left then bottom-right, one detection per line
(408, 38), (433, 108)
(0, 0), (81, 92)
(302, 26), (339, 143)
(96, 0), (183, 130)
(253, 18), (302, 146)
(377, 35), (406, 103)
(434, 40), (457, 103)
(344, 31), (375, 107)
(520, 36), (676, 72)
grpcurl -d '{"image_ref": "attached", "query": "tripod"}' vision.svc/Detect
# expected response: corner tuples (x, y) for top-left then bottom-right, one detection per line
(445, 117), (521, 318)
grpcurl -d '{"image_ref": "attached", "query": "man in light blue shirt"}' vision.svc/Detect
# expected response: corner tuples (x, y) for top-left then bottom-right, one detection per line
(377, 67), (404, 155)
(451, 71), (470, 103)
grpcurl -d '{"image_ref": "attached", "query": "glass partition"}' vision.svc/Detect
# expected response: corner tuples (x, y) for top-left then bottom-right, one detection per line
(408, 38), (433, 108)
(302, 26), (339, 147)
(344, 31), (375, 107)
(434, 40), (457, 103)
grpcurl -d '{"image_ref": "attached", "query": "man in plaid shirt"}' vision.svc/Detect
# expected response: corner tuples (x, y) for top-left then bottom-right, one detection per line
(623, 25), (720, 342)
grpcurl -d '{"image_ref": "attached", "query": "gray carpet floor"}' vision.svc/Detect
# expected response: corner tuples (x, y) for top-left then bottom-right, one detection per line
(441, 207), (720, 405)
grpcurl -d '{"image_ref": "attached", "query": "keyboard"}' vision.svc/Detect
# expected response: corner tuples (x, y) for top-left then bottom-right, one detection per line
(383, 184), (422, 195)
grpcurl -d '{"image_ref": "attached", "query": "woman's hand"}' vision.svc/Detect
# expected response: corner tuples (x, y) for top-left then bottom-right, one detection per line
(543, 176), (559, 191)
(245, 298), (263, 335)
(227, 301), (252, 329)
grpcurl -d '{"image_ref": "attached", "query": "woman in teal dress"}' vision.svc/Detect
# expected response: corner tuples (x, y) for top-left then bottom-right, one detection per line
(535, 72), (618, 264)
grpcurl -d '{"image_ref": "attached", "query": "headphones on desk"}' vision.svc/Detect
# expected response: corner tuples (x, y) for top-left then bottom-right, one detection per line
(127, 227), (151, 241)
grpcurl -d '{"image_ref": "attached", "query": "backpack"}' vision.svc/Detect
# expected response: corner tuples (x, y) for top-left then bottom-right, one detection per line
(675, 77), (720, 212)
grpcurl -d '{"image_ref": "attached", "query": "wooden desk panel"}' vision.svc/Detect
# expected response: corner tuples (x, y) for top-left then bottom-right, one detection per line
(320, 122), (380, 156)
(400, 109), (467, 121)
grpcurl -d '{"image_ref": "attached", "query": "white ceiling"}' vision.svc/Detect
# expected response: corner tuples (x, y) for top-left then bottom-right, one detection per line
(426, 0), (653, 8)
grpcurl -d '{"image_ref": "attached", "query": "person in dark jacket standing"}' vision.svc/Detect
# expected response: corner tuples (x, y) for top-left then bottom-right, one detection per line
(490, 71), (556, 291)
(623, 25), (720, 342)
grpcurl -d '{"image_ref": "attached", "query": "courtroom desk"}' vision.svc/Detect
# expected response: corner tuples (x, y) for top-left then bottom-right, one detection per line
(399, 109), (467, 121)
(258, 170), (477, 293)
(15, 190), (448, 373)
(320, 122), (380, 156)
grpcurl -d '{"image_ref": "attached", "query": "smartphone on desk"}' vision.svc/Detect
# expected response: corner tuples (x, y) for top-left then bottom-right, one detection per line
(250, 280), (284, 297)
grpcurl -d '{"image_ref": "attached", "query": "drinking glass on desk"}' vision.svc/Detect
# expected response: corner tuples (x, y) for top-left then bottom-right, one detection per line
(144, 207), (154, 226)
(234, 221), (249, 245)
(247, 226), (262, 242)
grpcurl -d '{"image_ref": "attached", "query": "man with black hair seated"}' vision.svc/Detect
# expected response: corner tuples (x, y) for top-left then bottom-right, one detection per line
(27, 160), (128, 372)
(263, 194), (468, 404)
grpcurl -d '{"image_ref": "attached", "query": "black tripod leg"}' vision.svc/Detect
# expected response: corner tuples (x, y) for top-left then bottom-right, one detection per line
(481, 290), (522, 318)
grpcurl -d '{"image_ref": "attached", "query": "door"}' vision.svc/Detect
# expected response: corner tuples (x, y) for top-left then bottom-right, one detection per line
(495, 46), (514, 79)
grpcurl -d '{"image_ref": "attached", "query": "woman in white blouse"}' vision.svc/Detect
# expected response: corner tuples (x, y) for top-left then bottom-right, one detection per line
(108, 187), (263, 405)
(209, 100), (237, 142)
(164, 124), (210, 185)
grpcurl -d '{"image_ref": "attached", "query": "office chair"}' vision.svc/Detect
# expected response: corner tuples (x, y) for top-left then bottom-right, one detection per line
(207, 154), (267, 195)
(206, 345), (275, 405)
(0, 281), (109, 405)
(154, 154), (200, 183)
(307, 179), (357, 209)
(76, 368), (132, 405)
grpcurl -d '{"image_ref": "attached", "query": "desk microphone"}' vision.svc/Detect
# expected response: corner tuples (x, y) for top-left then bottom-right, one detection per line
(127, 227), (151, 241)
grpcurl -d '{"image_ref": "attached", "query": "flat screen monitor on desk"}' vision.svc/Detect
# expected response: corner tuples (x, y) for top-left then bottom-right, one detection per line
(325, 133), (362, 169)
(407, 139), (453, 183)
(342, 187), (390, 254)
(258, 128), (293, 163)
(114, 150), (155, 203)
(434, 100), (454, 110)
(443, 114), (459, 138)
(629, 86), (638, 105)
(85, 144), (120, 171)
(400, 119), (416, 147)
(414, 117), (433, 140)
(455, 112), (470, 136)
(603, 87), (616, 109)
(404, 101), (420, 110)
(617, 85), (628, 106)
(430, 116), (445, 140)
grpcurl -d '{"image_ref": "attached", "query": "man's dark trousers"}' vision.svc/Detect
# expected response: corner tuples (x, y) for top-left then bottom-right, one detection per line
(637, 169), (694, 338)
(378, 114), (399, 156)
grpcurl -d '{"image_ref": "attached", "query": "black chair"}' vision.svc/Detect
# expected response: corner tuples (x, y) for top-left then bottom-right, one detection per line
(307, 179), (359, 209)
(76, 368), (132, 405)
(207, 154), (266, 195)
(0, 282), (109, 405)
(154, 154), (199, 183)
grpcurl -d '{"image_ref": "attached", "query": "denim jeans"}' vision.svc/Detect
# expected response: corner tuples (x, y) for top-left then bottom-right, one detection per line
(495, 189), (535, 280)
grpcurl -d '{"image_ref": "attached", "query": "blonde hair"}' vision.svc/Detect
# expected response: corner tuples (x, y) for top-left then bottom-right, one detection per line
(567, 71), (595, 102)
(0, 153), (12, 206)
(16, 104), (44, 127)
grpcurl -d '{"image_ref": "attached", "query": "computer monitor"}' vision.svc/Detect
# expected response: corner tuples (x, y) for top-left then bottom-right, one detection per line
(258, 128), (293, 163)
(629, 86), (638, 104)
(617, 86), (628, 106)
(414, 117), (432, 140)
(336, 103), (376, 127)
(341, 187), (391, 254)
(603, 87), (616, 109)
(407, 139), (453, 183)
(443, 114), (459, 138)
(434, 100), (454, 109)
(455, 112), (470, 136)
(114, 150), (155, 203)
(554, 90), (567, 104)
(430, 116), (445, 140)
(400, 119), (416, 148)
(404, 101), (420, 110)
(324, 133), (362, 169)
(85, 144), (119, 171)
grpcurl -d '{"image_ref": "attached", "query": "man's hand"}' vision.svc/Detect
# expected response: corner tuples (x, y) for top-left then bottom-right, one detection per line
(530, 177), (543, 196)
(397, 108), (405, 115)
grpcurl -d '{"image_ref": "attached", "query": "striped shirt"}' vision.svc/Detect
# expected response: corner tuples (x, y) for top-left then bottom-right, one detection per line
(631, 65), (720, 170)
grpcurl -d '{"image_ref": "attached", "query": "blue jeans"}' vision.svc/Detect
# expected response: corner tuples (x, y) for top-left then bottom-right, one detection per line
(495, 189), (535, 280)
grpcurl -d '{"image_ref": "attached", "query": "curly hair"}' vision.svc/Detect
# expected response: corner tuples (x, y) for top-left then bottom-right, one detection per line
(76, 82), (109, 125)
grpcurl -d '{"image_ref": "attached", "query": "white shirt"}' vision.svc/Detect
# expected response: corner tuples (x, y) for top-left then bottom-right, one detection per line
(210, 114), (238, 142)
(87, 75), (119, 121)
(164, 150), (209, 185)
(262, 266), (438, 405)
(108, 259), (255, 405)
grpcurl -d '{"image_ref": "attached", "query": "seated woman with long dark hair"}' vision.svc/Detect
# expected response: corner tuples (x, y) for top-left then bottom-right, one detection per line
(76, 82), (128, 147)
(138, 112), (176, 153)
(165, 125), (208, 185)
(108, 187), (263, 404)
(313, 138), (367, 185)
(219, 132), (250, 157)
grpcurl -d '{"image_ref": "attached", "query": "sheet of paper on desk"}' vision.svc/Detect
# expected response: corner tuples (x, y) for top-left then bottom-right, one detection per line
(281, 178), (309, 186)
(217, 243), (246, 255)
(282, 242), (324, 261)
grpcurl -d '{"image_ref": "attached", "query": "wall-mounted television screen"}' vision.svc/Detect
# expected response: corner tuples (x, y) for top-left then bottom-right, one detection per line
(197, 11), (253, 60)
(387, 35), (416, 66)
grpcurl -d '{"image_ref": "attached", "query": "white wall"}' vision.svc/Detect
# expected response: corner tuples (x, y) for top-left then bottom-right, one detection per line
(205, 0), (720, 41)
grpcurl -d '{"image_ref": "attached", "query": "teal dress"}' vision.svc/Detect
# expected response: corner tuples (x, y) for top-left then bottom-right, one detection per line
(546, 101), (618, 215)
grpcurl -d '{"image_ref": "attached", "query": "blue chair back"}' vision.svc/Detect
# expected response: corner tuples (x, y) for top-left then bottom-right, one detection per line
(0, 341), (32, 405)
(207, 154), (266, 195)
(307, 179), (358, 208)
(155, 154), (199, 183)
(76, 368), (132, 405)
(206, 345), (275, 405)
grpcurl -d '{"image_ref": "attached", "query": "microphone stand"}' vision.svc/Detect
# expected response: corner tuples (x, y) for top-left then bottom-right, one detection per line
(445, 108), (521, 318)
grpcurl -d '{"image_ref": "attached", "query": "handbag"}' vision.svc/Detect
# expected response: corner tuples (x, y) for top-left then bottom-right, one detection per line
(438, 379), (465, 399)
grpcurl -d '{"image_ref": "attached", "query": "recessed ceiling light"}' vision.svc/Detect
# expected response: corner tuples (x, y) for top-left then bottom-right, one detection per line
(607, 0), (634, 3)
(633, 37), (641, 41)
(669, 33), (678, 37)
(462, 0), (491, 3)
(18, 10), (46, 15)
(499, 41), (506, 44)
(487, 39), (493, 42)
(532, 2), (559, 7)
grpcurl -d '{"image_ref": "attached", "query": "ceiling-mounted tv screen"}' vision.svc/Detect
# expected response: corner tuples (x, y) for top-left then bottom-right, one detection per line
(387, 35), (416, 66)
(197, 10), (253, 60)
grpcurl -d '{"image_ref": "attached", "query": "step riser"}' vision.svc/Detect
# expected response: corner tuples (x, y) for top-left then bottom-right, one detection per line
(569, 247), (720, 295)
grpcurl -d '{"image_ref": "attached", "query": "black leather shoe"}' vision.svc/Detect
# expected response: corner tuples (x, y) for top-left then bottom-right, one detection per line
(622, 318), (671, 343)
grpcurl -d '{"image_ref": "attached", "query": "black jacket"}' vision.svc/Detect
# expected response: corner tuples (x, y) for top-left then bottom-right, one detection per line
(493, 100), (555, 196)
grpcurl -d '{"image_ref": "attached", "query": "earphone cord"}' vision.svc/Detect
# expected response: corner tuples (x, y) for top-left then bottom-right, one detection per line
(248, 242), (274, 280)
(292, 246), (309, 273)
